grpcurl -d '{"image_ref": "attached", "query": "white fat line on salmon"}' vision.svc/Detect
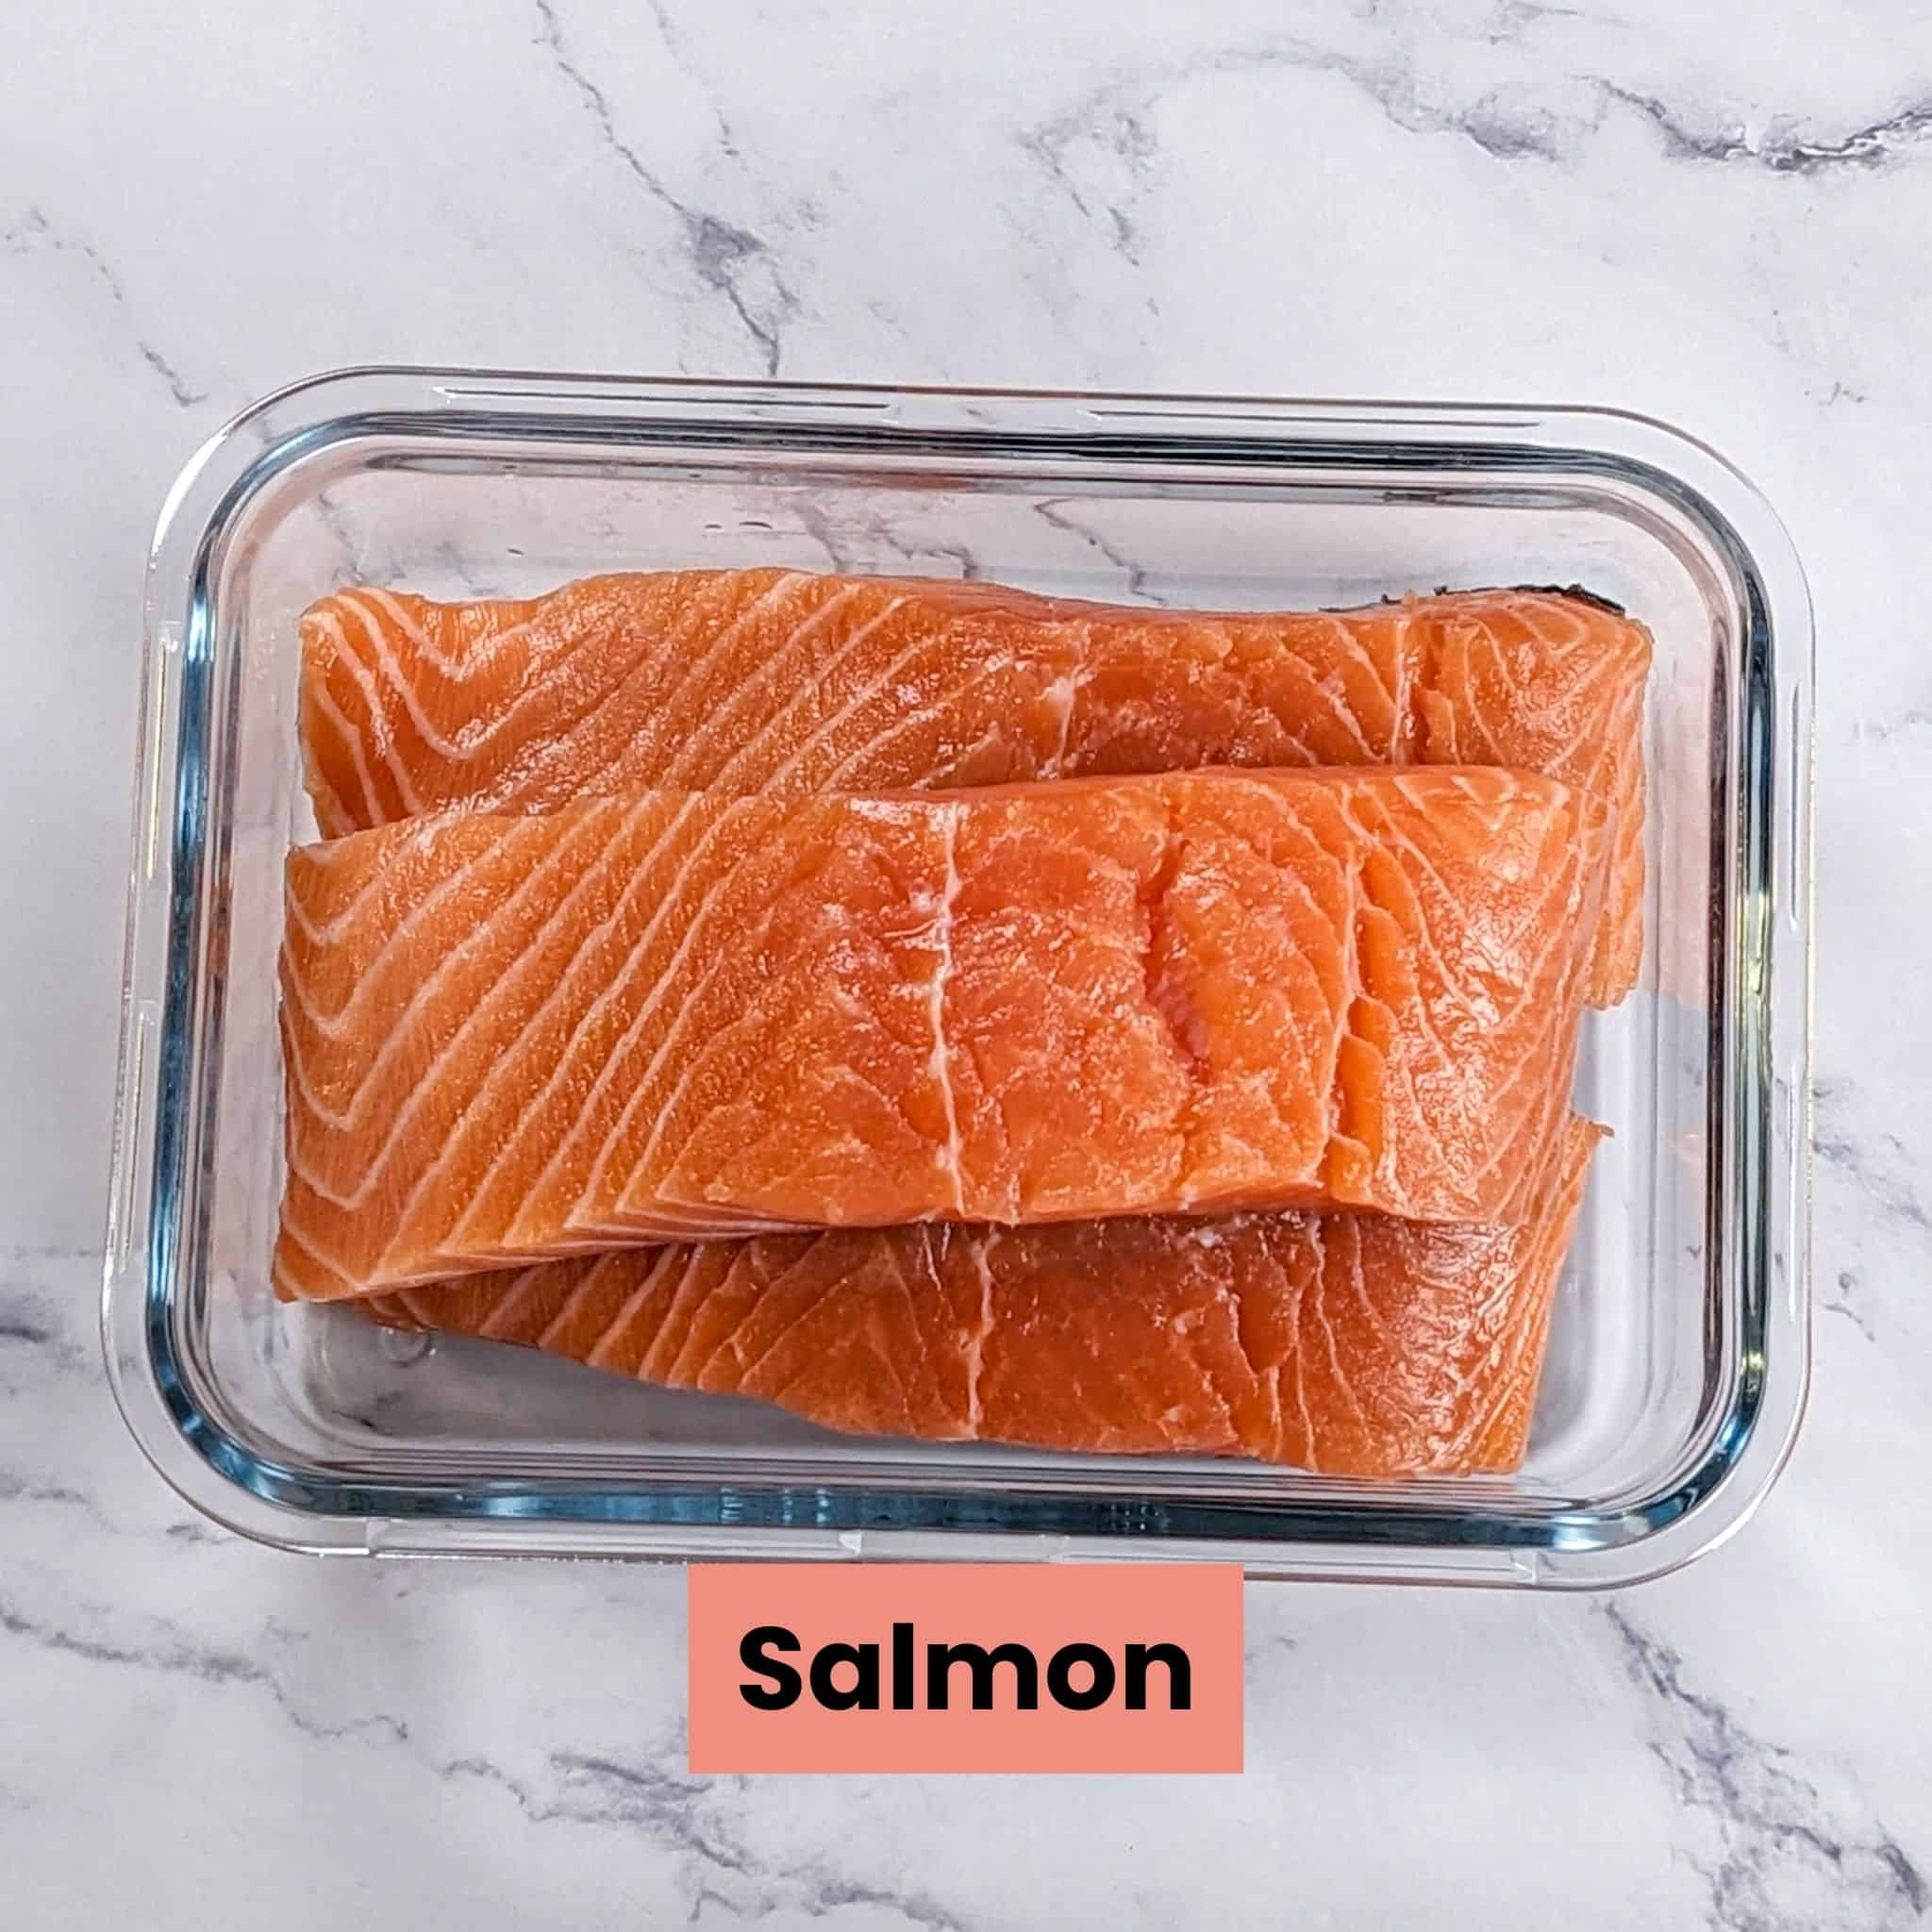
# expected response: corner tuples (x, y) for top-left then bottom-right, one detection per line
(367, 573), (823, 692)
(1042, 662), (1078, 777)
(963, 1230), (998, 1435)
(1284, 1265), (1316, 1464)
(1330, 1209), (1397, 1357)
(480, 1264), (551, 1341)
(811, 656), (1028, 788)
(1375, 614), (1422, 765)
(294, 1224), (619, 1299)
(336, 592), (525, 788)
(571, 938), (902, 1241)
(302, 670), (388, 833)
(1236, 1236), (1282, 1453)
(1284, 618), (1387, 761)
(281, 806), (634, 1150)
(282, 809), (505, 965)
(699, 1243), (865, 1391)
(357, 583), (557, 683)
(658, 581), (869, 789)
(582, 834), (849, 1227)
(1399, 834), (1597, 1213)
(1312, 613), (1397, 761)
(1210, 774), (1363, 928)
(312, 608), (431, 815)
(543, 754), (976, 1240)
(285, 904), (695, 1277)
(804, 625), (998, 792)
(627, 1199), (813, 1231)
(581, 1251), (673, 1368)
(927, 806), (966, 1218)
(575, 570), (809, 768)
(487, 572), (780, 790)
(339, 574), (754, 806)
(433, 788), (728, 1241)
(647, 1245), (727, 1384)
(271, 1212), (374, 1300)
(427, 799), (739, 1251)
(1304, 1269), (1372, 1431)
(703, 593), (916, 793)
(1336, 803), (1496, 1204)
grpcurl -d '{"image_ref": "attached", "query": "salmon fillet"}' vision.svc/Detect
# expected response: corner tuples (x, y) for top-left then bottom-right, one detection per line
(363, 1120), (1604, 1476)
(300, 571), (1649, 1004)
(275, 767), (1607, 1300)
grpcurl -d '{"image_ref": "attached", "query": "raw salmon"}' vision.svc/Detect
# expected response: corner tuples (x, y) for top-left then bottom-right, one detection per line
(299, 572), (1649, 1004)
(364, 1120), (1603, 1476)
(275, 767), (1607, 1300)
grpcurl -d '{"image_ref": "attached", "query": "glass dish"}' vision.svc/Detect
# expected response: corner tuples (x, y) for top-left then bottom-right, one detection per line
(104, 370), (1813, 1584)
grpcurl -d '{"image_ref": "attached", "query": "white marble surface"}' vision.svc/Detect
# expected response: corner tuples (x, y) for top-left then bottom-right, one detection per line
(3, 2), (1929, 1925)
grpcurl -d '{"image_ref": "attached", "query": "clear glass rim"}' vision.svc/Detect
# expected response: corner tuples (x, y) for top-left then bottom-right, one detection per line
(104, 367), (1815, 1586)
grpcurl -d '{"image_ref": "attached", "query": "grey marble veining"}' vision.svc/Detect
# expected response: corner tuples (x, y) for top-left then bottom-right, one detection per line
(4, 1), (1930, 1925)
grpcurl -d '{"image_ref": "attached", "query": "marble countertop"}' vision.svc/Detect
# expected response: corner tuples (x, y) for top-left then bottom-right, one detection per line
(5, 3), (1929, 1925)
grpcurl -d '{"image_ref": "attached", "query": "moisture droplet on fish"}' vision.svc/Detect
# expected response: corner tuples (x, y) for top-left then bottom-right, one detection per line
(377, 1325), (436, 1366)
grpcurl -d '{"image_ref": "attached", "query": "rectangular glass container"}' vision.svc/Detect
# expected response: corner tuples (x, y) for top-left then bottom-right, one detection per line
(105, 371), (1812, 1584)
